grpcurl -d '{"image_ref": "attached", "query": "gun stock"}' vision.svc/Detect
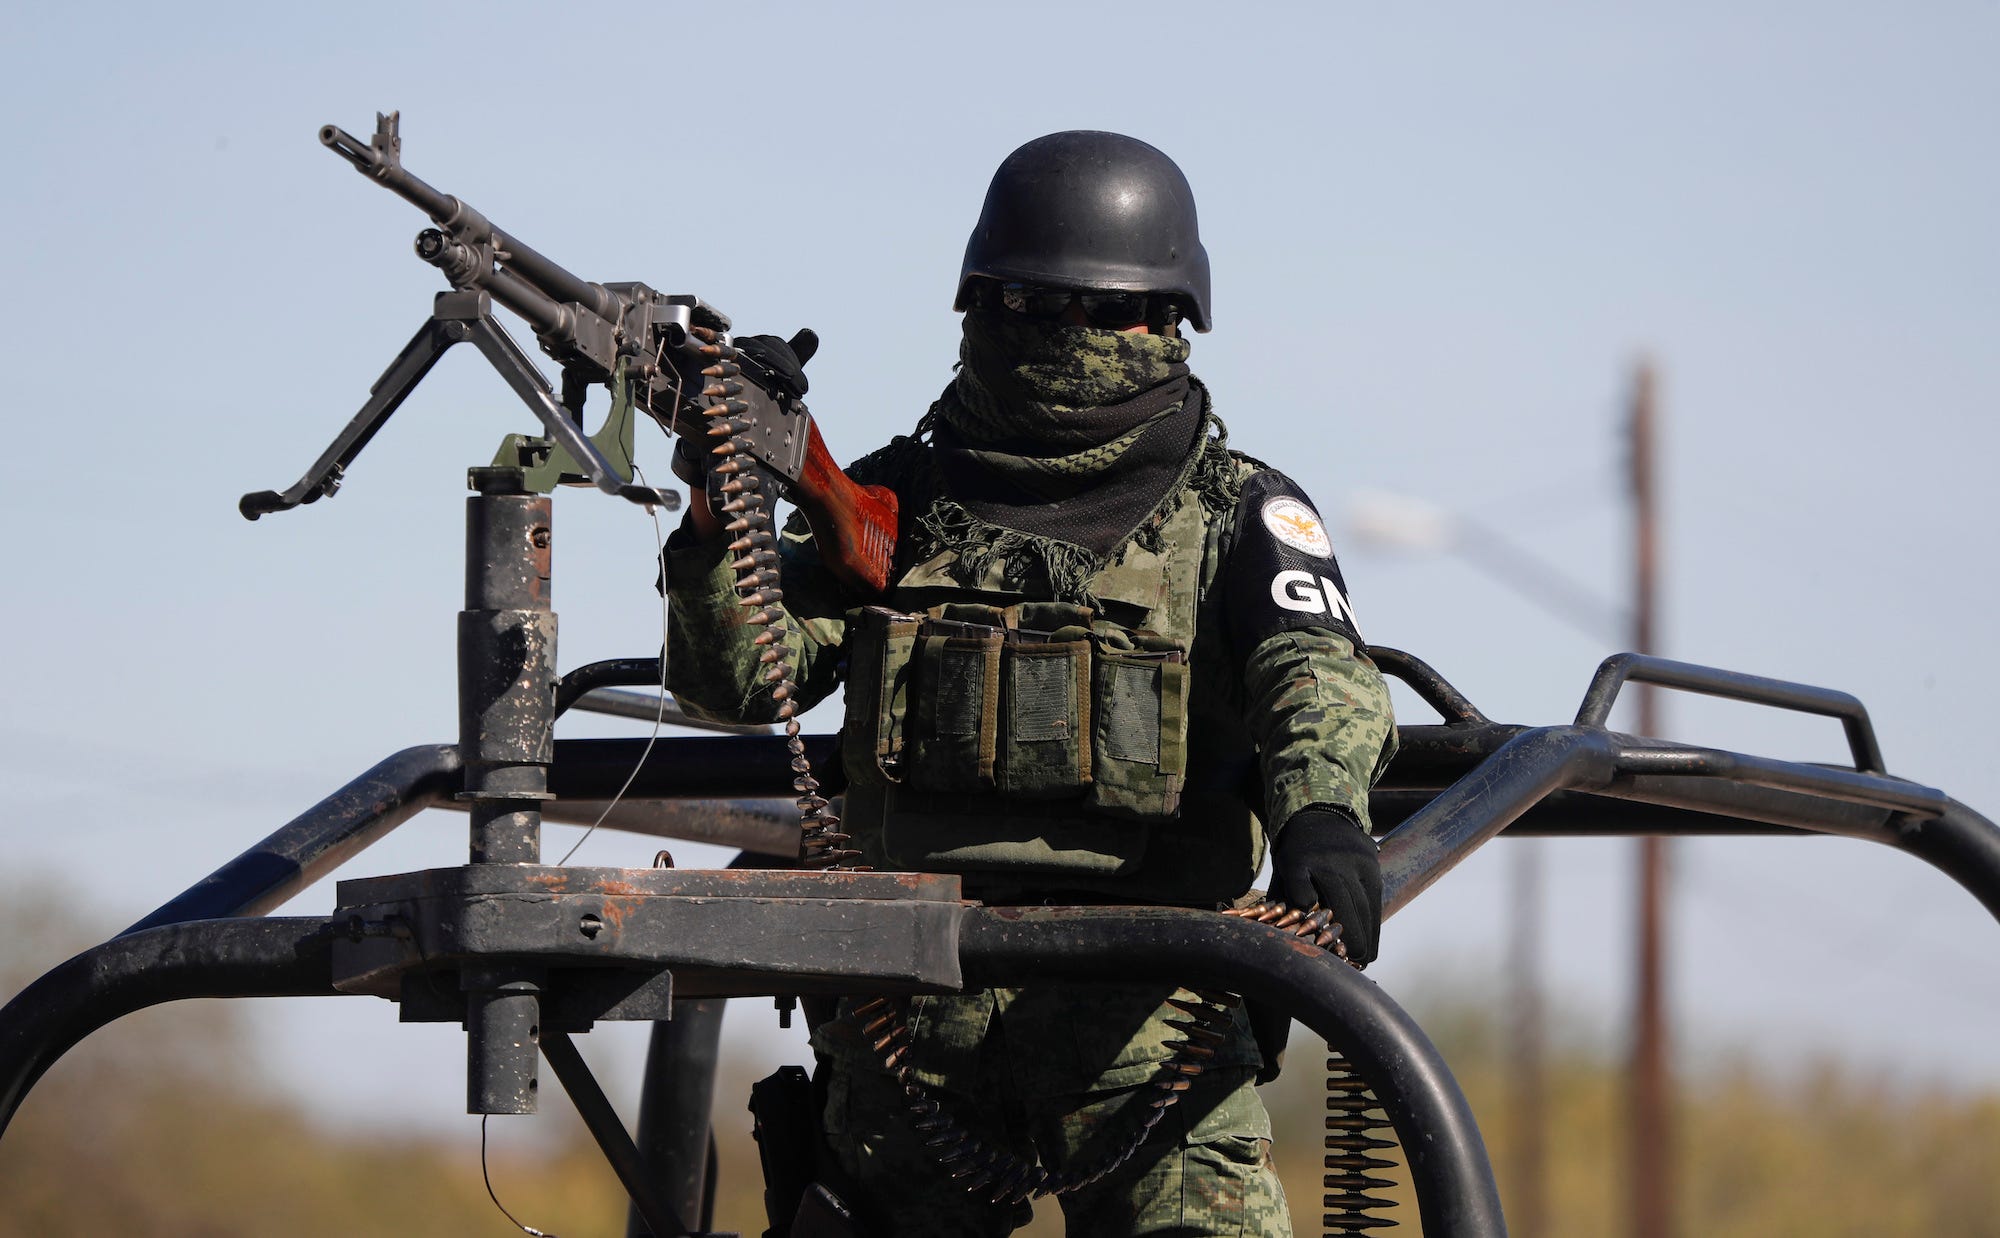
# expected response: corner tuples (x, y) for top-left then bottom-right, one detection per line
(792, 419), (898, 594)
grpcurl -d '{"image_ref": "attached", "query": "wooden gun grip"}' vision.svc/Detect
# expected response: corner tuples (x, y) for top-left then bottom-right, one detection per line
(791, 419), (899, 594)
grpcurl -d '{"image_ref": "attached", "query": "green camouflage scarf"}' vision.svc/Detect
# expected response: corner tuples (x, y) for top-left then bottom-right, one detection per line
(937, 310), (1194, 493)
(847, 312), (1240, 604)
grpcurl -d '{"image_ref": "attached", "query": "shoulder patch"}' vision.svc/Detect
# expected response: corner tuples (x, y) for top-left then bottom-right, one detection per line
(1261, 496), (1333, 557)
(1225, 470), (1363, 652)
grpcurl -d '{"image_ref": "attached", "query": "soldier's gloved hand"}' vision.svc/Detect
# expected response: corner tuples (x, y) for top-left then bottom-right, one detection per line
(733, 328), (819, 401)
(1270, 808), (1382, 965)
(672, 328), (815, 539)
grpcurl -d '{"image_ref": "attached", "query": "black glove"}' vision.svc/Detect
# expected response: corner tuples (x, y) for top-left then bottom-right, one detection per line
(1270, 808), (1382, 965)
(672, 328), (817, 519)
(733, 328), (819, 401)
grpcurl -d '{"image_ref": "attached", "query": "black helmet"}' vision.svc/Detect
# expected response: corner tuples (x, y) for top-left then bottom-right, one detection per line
(955, 130), (1213, 332)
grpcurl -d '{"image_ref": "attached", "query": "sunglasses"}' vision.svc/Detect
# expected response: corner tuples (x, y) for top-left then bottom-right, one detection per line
(993, 282), (1172, 328)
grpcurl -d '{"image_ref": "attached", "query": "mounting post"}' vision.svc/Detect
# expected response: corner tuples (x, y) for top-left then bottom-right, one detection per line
(459, 466), (557, 1113)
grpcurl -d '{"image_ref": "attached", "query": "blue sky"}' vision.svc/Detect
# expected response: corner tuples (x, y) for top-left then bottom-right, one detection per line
(4, 2), (1996, 1133)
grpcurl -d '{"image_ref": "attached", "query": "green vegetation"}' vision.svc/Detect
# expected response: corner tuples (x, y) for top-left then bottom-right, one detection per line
(4, 895), (1994, 1235)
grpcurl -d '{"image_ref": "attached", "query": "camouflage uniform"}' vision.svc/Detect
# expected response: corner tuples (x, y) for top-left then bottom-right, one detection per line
(818, 993), (1283, 1237)
(663, 326), (1395, 1236)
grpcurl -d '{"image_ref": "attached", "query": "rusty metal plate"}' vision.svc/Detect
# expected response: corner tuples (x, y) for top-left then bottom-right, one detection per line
(330, 866), (965, 1006)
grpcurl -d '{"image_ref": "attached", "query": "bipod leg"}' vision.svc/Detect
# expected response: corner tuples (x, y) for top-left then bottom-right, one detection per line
(238, 306), (465, 519)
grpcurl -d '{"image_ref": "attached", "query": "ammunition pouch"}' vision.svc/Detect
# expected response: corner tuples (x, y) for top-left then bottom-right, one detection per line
(1088, 625), (1190, 818)
(841, 602), (1190, 845)
(841, 607), (921, 790)
(907, 608), (1008, 794)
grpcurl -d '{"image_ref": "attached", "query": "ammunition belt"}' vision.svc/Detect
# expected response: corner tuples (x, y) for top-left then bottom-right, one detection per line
(848, 899), (1399, 1235)
(693, 327), (855, 869)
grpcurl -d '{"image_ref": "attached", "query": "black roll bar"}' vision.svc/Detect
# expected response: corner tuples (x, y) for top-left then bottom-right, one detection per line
(0, 918), (337, 1132)
(958, 906), (1508, 1236)
(0, 906), (1508, 1238)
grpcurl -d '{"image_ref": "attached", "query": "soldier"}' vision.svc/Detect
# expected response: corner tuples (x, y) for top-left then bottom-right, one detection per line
(664, 131), (1396, 1237)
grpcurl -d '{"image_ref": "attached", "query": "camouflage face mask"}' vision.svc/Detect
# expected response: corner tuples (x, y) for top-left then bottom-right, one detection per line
(946, 309), (1193, 451)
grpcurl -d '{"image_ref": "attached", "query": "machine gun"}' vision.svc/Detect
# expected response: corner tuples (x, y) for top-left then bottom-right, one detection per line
(240, 111), (898, 594)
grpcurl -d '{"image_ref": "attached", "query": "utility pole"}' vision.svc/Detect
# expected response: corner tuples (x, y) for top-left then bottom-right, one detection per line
(1346, 370), (1673, 1236)
(1628, 358), (1672, 1238)
(1507, 839), (1547, 1237)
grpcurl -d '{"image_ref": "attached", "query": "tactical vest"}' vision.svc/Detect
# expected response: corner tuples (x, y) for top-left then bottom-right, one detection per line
(837, 489), (1258, 890)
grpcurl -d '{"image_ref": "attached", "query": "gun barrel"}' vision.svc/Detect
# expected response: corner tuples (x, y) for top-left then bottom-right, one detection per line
(491, 223), (621, 324)
(320, 123), (458, 226)
(321, 121), (620, 323)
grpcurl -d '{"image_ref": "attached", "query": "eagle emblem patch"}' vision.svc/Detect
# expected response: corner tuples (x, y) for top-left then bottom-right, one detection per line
(1261, 496), (1332, 558)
